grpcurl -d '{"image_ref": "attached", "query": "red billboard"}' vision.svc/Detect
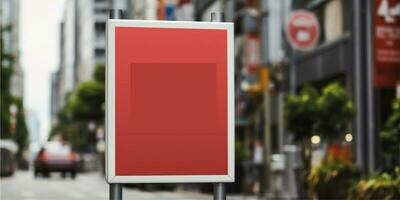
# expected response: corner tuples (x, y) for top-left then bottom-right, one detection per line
(106, 20), (234, 183)
(374, 0), (400, 88)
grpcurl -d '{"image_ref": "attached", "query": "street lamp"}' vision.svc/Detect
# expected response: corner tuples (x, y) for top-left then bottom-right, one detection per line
(88, 121), (96, 132)
(345, 133), (353, 143)
(310, 135), (321, 144)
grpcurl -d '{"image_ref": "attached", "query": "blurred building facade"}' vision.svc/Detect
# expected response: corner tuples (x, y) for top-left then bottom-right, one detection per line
(49, 0), (399, 196)
(51, 0), (79, 121)
(50, 68), (62, 124)
(77, 0), (109, 82)
(51, 0), (110, 120)
(289, 0), (399, 174)
(1, 0), (23, 98)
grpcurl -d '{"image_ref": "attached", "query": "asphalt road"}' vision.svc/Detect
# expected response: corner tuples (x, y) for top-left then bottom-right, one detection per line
(0, 171), (256, 200)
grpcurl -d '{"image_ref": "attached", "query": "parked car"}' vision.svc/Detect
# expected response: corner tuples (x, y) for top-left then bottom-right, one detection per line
(34, 141), (78, 178)
(0, 139), (18, 177)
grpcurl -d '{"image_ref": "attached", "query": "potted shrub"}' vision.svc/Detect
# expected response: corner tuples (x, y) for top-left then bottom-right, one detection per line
(349, 167), (400, 200)
(308, 155), (360, 199)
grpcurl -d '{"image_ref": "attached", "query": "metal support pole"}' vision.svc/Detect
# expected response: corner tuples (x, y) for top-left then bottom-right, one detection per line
(211, 11), (226, 200)
(110, 184), (122, 200)
(214, 183), (226, 200)
(109, 9), (123, 200)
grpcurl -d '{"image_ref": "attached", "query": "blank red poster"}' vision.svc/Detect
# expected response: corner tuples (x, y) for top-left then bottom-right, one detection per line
(114, 27), (228, 176)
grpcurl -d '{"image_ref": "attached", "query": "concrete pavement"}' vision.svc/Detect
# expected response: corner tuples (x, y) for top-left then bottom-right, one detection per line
(0, 171), (258, 200)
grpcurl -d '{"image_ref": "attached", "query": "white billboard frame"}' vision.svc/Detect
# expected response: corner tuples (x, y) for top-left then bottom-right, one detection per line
(105, 20), (235, 183)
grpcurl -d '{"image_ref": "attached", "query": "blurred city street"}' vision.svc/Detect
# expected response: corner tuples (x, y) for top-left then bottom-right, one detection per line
(1, 0), (399, 199)
(1, 170), (257, 200)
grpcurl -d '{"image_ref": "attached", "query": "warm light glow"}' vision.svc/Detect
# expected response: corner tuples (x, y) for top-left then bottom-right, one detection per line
(345, 133), (353, 142)
(310, 135), (321, 144)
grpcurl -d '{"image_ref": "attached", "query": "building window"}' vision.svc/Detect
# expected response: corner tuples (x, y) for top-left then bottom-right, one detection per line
(305, 0), (347, 44)
(95, 49), (105, 60)
(95, 22), (106, 34)
(95, 8), (108, 14)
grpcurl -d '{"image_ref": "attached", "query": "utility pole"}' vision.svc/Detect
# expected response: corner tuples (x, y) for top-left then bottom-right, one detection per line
(260, 0), (272, 196)
(353, 0), (373, 174)
(365, 0), (377, 174)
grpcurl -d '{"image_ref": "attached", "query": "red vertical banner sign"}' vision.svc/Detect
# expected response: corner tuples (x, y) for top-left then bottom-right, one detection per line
(374, 0), (400, 88)
(244, 34), (261, 72)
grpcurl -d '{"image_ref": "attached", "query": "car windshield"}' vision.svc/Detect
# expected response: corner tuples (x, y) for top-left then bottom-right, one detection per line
(44, 142), (71, 154)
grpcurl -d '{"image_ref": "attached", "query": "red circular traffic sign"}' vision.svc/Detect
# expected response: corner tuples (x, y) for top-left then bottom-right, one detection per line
(286, 10), (320, 50)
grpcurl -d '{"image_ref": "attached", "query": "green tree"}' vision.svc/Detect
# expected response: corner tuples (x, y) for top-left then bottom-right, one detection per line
(285, 83), (354, 142)
(68, 64), (105, 123)
(285, 82), (355, 191)
(1, 24), (29, 165)
(12, 97), (29, 162)
(285, 86), (319, 141)
(285, 86), (319, 179)
(316, 82), (355, 140)
(380, 98), (400, 171)
(1, 24), (14, 139)
(49, 64), (106, 151)
(68, 80), (104, 122)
